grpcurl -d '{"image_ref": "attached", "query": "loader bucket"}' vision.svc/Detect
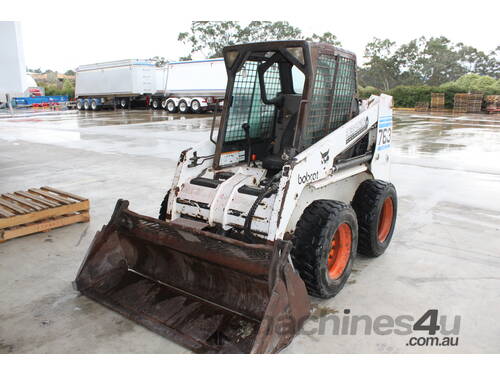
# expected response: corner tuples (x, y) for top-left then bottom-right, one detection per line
(74, 200), (310, 353)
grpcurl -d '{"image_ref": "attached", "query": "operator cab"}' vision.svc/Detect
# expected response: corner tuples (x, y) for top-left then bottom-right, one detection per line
(215, 41), (309, 173)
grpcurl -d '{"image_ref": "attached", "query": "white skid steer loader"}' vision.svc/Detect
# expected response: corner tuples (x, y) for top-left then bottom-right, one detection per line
(75, 40), (397, 354)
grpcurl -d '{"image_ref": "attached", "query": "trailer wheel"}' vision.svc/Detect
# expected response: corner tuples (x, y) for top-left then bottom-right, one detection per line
(351, 179), (397, 257)
(292, 200), (358, 299)
(120, 98), (128, 109)
(158, 190), (171, 221)
(161, 99), (168, 110)
(90, 100), (99, 111)
(178, 100), (188, 114)
(151, 98), (160, 110)
(191, 99), (201, 114)
(83, 100), (90, 110)
(76, 100), (83, 110)
(166, 100), (177, 113)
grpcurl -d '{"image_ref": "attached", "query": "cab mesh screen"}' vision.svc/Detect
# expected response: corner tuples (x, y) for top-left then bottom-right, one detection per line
(224, 61), (281, 142)
(303, 55), (356, 148)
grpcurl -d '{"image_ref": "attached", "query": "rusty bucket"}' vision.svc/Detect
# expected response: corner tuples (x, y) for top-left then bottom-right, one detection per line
(74, 200), (310, 353)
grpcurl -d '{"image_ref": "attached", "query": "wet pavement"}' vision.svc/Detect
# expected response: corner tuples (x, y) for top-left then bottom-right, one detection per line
(0, 109), (499, 353)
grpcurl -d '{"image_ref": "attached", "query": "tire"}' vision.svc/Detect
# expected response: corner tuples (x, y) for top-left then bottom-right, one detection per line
(161, 99), (168, 110)
(158, 190), (171, 221)
(292, 200), (358, 299)
(351, 179), (397, 257)
(90, 100), (98, 111)
(151, 98), (160, 110)
(83, 100), (90, 110)
(166, 100), (177, 113)
(76, 100), (83, 110)
(178, 100), (188, 114)
(120, 98), (128, 109)
(191, 99), (201, 114)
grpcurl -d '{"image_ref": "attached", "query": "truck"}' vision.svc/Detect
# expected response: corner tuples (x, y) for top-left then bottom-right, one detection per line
(150, 58), (226, 113)
(75, 58), (227, 113)
(75, 59), (164, 110)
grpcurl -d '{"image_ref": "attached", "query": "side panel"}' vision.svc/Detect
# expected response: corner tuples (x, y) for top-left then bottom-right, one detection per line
(75, 61), (158, 97)
(370, 94), (393, 181)
(270, 104), (380, 240)
(165, 59), (227, 97)
(285, 171), (372, 235)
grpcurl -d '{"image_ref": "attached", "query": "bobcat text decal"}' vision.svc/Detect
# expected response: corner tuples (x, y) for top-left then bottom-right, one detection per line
(298, 170), (320, 184)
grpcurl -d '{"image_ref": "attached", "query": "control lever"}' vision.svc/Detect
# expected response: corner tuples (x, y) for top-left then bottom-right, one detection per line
(242, 123), (252, 167)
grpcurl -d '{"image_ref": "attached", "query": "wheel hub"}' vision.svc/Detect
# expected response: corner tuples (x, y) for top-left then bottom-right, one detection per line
(378, 197), (394, 243)
(327, 223), (352, 279)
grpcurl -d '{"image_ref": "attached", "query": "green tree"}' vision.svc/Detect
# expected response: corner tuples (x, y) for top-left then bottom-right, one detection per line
(359, 38), (398, 90)
(421, 36), (465, 85)
(178, 21), (340, 59)
(64, 69), (75, 76)
(306, 32), (341, 46)
(178, 21), (243, 58)
(393, 37), (427, 85)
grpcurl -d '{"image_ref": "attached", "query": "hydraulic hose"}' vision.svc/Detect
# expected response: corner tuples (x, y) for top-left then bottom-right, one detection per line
(243, 172), (282, 243)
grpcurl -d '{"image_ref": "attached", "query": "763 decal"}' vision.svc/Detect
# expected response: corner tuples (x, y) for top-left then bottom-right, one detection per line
(377, 127), (392, 151)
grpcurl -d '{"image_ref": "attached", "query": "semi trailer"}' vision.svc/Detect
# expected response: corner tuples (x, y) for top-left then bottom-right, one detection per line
(75, 58), (226, 113)
(75, 59), (164, 110)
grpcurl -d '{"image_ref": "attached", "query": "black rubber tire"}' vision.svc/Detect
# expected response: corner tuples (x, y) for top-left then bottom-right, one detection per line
(158, 190), (171, 221)
(161, 99), (168, 110)
(351, 179), (397, 257)
(291, 200), (358, 299)
(151, 98), (160, 110)
(178, 100), (188, 114)
(120, 99), (128, 109)
(190, 99), (202, 114)
(166, 100), (178, 113)
(91, 100), (99, 111)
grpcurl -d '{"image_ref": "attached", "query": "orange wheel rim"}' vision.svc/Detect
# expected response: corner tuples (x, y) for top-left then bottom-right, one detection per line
(327, 223), (352, 279)
(378, 197), (394, 243)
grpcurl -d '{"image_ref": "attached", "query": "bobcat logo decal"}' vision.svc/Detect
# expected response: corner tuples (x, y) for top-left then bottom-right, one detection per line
(320, 150), (330, 164)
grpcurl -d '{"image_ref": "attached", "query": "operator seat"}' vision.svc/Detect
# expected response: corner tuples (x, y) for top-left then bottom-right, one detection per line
(262, 112), (297, 170)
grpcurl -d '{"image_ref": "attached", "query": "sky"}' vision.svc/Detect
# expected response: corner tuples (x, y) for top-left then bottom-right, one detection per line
(2, 0), (499, 72)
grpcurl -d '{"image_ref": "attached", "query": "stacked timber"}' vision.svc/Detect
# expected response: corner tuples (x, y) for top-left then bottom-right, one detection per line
(467, 94), (483, 113)
(430, 93), (445, 110)
(454, 93), (483, 113)
(415, 102), (429, 111)
(453, 94), (469, 112)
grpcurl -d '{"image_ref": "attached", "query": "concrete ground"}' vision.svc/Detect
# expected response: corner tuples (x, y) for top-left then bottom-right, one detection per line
(0, 109), (499, 353)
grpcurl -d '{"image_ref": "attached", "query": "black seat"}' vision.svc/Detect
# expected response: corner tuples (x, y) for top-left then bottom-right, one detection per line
(262, 113), (297, 170)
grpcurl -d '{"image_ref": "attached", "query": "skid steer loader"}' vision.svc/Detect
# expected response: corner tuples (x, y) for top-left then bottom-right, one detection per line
(75, 40), (397, 353)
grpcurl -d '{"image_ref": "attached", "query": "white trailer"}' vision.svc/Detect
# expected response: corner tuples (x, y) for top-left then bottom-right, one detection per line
(75, 59), (164, 110)
(151, 58), (227, 113)
(75, 58), (227, 113)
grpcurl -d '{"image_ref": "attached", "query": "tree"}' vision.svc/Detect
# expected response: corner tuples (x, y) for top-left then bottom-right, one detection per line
(393, 37), (427, 85)
(151, 56), (167, 67)
(64, 69), (75, 76)
(359, 38), (398, 90)
(178, 21), (340, 59)
(420, 36), (465, 85)
(178, 21), (243, 58)
(307, 32), (341, 46)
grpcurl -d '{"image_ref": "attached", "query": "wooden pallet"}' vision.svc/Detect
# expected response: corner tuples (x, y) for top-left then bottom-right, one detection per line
(0, 186), (89, 243)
